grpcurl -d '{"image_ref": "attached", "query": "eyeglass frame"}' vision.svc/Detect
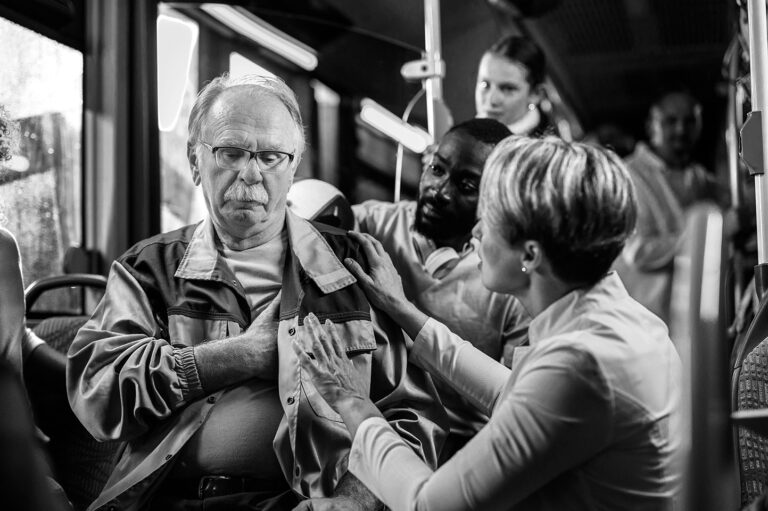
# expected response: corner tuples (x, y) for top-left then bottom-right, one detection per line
(199, 142), (296, 173)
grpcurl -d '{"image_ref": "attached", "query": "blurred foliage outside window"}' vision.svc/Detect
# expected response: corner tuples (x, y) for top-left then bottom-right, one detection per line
(0, 17), (83, 312)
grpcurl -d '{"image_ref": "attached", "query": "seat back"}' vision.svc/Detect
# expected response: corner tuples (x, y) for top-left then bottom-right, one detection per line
(731, 274), (768, 506)
(736, 338), (768, 504)
(669, 203), (739, 510)
(23, 274), (119, 511)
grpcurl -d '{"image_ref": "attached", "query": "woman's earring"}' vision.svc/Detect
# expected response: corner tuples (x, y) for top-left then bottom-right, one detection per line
(521, 266), (527, 273)
(527, 103), (536, 111)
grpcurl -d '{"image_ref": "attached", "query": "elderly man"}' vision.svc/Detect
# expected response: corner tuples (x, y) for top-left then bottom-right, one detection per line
(614, 88), (723, 323)
(353, 118), (529, 462)
(67, 74), (446, 511)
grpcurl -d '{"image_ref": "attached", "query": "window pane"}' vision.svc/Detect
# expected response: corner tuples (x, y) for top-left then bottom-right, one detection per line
(0, 17), (83, 312)
(157, 7), (206, 232)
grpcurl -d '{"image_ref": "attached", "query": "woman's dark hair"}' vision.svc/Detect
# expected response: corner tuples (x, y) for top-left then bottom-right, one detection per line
(487, 35), (547, 87)
(479, 136), (637, 284)
(447, 118), (512, 146)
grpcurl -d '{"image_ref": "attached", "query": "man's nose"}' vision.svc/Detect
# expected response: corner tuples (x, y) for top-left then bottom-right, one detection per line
(434, 177), (453, 203)
(239, 157), (264, 184)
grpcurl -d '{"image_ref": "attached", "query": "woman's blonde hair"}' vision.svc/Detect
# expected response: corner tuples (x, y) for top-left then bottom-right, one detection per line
(479, 136), (637, 284)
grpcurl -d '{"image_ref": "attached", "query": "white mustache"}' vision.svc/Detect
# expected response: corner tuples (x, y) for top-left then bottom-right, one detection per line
(224, 184), (269, 204)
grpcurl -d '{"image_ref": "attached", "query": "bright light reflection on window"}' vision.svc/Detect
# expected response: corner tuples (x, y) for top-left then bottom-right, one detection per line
(229, 52), (275, 79)
(157, 14), (199, 132)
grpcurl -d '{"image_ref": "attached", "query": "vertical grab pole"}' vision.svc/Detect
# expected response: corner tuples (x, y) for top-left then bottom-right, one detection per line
(726, 38), (745, 303)
(424, 0), (443, 138)
(746, 0), (768, 300)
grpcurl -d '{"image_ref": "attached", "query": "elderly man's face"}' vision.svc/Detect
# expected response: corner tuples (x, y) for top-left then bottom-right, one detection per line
(647, 92), (702, 169)
(190, 87), (300, 246)
(415, 130), (491, 243)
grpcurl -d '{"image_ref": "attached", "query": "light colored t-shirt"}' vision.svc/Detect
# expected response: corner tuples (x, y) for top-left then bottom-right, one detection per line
(349, 273), (683, 511)
(172, 232), (287, 478)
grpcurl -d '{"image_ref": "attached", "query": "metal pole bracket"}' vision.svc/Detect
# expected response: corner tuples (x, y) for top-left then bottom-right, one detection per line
(741, 110), (765, 175)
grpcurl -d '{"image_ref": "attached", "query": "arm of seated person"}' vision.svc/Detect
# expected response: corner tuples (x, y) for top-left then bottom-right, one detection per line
(67, 261), (281, 442)
(349, 346), (614, 511)
(293, 471), (383, 511)
(0, 227), (25, 374)
(411, 318), (510, 416)
(622, 176), (683, 272)
(24, 330), (66, 389)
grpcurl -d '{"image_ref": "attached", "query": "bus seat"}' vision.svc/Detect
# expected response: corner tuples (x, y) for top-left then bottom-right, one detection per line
(735, 338), (768, 504)
(668, 203), (739, 510)
(731, 276), (768, 507)
(23, 273), (119, 511)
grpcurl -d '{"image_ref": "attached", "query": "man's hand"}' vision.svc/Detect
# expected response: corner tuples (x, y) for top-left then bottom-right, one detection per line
(292, 496), (366, 511)
(193, 294), (281, 393)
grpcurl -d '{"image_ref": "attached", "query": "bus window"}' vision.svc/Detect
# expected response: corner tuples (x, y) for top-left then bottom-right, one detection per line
(157, 8), (205, 232)
(0, 16), (83, 311)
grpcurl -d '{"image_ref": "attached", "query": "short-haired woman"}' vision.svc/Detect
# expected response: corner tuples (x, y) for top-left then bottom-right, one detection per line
(294, 136), (683, 510)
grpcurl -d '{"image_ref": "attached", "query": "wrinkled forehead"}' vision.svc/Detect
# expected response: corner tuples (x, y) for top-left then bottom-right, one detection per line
(204, 86), (301, 143)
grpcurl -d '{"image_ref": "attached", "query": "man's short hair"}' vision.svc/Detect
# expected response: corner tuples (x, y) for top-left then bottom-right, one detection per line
(479, 136), (637, 284)
(447, 118), (511, 147)
(648, 86), (702, 119)
(187, 73), (306, 159)
(486, 35), (547, 88)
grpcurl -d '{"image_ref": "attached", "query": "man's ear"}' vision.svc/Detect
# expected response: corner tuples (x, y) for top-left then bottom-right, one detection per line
(187, 143), (201, 186)
(645, 107), (659, 143)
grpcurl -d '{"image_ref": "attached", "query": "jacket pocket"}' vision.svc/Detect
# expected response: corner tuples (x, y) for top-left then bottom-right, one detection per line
(298, 318), (377, 422)
(300, 346), (376, 423)
(168, 314), (241, 346)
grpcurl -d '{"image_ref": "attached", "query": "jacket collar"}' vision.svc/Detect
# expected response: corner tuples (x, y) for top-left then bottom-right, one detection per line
(175, 211), (356, 294)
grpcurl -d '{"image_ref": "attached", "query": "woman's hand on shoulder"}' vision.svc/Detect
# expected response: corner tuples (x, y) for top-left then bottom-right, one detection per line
(344, 231), (409, 317)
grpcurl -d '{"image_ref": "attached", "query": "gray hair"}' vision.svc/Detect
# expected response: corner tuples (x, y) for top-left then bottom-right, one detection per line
(187, 73), (305, 161)
(479, 136), (637, 284)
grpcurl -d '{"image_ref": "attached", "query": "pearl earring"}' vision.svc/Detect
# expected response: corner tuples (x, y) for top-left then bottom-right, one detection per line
(521, 266), (527, 273)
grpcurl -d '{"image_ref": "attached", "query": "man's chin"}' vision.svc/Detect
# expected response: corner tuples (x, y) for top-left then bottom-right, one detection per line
(414, 215), (453, 241)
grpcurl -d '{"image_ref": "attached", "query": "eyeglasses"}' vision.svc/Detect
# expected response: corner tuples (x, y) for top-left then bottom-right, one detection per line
(200, 142), (295, 173)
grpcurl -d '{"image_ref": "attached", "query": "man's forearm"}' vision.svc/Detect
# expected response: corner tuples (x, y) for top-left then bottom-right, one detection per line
(334, 471), (383, 510)
(193, 332), (277, 393)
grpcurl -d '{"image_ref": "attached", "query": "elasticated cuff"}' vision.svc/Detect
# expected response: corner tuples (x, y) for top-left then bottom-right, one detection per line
(173, 346), (205, 402)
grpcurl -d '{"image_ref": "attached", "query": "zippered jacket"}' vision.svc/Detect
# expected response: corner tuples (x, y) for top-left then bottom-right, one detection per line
(67, 211), (448, 511)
